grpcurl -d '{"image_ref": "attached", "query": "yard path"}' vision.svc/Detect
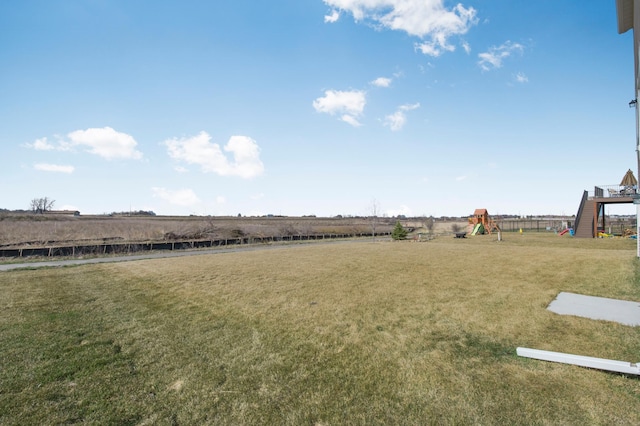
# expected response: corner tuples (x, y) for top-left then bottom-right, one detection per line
(0, 238), (386, 272)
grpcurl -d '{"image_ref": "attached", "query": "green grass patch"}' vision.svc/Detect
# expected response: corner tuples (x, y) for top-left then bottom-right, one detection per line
(2, 234), (640, 424)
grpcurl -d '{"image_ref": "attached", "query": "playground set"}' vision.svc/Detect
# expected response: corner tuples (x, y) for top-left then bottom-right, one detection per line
(467, 209), (501, 235)
(461, 169), (637, 239)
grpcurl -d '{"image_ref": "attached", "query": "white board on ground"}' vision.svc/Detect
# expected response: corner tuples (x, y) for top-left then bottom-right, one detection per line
(516, 347), (640, 375)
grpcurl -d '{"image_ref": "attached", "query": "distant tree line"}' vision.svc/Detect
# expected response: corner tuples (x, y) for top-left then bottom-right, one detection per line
(0, 208), (31, 214)
(109, 210), (157, 217)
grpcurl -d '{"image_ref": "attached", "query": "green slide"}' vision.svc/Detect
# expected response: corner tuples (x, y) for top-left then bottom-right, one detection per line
(471, 223), (484, 235)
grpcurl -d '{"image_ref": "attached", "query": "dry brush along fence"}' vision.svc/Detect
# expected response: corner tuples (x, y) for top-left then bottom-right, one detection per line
(0, 232), (392, 259)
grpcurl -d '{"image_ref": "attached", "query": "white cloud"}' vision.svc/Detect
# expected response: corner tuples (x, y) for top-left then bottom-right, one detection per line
(456, 175), (467, 181)
(400, 102), (420, 111)
(478, 41), (524, 71)
(324, 0), (478, 57)
(384, 111), (407, 131)
(29, 137), (55, 151)
(325, 9), (340, 23)
(67, 127), (143, 160)
(250, 193), (264, 200)
(313, 89), (366, 127)
(461, 40), (471, 54)
(371, 77), (392, 87)
(152, 187), (201, 206)
(415, 37), (455, 57)
(384, 103), (420, 131)
(216, 196), (226, 204)
(386, 204), (413, 217)
(515, 72), (529, 83)
(24, 135), (70, 151)
(34, 163), (75, 173)
(313, 89), (366, 115)
(164, 131), (264, 179)
(341, 114), (363, 127)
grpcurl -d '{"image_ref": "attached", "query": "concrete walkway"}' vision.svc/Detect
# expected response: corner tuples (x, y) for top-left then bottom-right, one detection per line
(547, 292), (640, 327)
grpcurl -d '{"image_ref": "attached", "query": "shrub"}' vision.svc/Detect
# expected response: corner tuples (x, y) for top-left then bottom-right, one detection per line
(391, 221), (408, 240)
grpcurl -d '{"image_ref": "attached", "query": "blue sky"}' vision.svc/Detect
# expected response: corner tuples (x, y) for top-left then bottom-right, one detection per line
(1, 0), (636, 217)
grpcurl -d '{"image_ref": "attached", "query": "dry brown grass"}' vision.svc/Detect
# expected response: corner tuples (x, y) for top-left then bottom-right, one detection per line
(0, 215), (393, 248)
(2, 233), (639, 424)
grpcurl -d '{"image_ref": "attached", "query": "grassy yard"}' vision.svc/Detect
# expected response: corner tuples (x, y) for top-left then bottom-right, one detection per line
(2, 233), (640, 424)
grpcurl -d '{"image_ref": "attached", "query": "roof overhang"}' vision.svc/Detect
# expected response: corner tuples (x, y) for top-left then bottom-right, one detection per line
(617, 0), (634, 33)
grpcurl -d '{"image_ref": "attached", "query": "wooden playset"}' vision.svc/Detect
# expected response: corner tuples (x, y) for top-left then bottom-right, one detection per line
(468, 209), (501, 235)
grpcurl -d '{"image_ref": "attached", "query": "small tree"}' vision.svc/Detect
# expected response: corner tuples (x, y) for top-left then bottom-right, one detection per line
(425, 216), (435, 234)
(391, 221), (408, 240)
(30, 197), (55, 214)
(370, 198), (380, 241)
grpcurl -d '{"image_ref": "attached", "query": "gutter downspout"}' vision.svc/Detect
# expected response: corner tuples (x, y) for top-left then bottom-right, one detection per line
(634, 2), (640, 257)
(517, 347), (640, 375)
